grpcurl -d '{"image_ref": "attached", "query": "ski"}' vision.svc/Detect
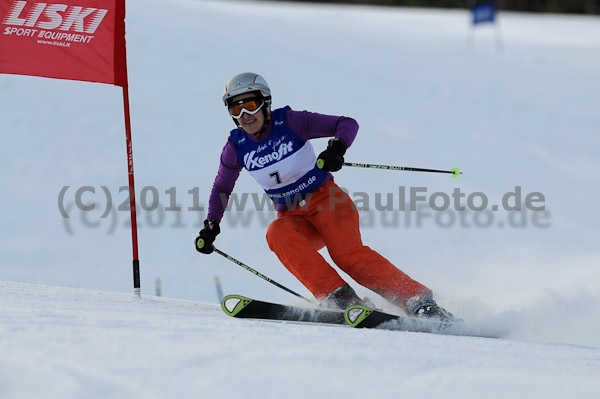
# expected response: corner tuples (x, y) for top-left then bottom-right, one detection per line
(221, 294), (346, 325)
(345, 305), (499, 338)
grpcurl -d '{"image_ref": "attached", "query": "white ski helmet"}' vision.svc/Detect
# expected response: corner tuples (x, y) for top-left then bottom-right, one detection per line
(222, 72), (272, 106)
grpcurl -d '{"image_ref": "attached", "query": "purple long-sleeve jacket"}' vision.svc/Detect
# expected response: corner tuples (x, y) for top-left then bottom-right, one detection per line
(207, 107), (359, 222)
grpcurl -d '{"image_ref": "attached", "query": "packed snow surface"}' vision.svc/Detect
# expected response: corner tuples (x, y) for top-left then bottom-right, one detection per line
(1, 0), (600, 397)
(1, 281), (599, 398)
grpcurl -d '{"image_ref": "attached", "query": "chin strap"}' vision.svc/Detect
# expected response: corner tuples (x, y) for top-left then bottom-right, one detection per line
(256, 107), (271, 136)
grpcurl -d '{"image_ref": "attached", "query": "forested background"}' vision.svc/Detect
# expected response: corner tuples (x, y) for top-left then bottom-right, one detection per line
(265, 0), (600, 14)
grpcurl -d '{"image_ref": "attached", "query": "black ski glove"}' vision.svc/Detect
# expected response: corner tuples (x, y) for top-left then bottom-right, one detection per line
(317, 138), (347, 172)
(195, 219), (220, 254)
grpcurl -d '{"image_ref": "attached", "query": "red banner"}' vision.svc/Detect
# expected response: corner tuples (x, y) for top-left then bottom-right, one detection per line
(0, 0), (127, 86)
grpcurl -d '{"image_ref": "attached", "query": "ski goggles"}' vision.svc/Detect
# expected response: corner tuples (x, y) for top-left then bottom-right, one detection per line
(228, 97), (264, 119)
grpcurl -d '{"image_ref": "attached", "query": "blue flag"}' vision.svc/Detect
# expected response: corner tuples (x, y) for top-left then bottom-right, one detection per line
(471, 2), (496, 25)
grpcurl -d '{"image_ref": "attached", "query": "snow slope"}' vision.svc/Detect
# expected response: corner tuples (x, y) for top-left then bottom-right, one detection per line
(1, 0), (600, 395)
(1, 281), (599, 399)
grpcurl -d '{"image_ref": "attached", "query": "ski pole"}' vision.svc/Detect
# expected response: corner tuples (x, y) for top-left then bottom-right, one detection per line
(344, 162), (462, 177)
(213, 247), (312, 303)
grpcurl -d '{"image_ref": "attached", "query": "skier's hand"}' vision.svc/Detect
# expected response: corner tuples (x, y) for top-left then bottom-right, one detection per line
(195, 219), (220, 254)
(317, 138), (347, 172)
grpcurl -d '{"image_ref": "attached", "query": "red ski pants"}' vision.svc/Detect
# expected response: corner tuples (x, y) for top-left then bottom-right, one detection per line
(266, 180), (430, 305)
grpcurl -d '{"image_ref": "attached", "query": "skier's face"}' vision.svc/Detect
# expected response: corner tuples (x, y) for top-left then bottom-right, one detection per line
(230, 93), (265, 135)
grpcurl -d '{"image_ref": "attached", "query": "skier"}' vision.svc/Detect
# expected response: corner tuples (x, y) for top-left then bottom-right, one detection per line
(195, 72), (453, 320)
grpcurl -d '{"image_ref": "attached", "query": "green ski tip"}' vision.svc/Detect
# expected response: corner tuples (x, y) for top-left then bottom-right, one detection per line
(344, 305), (373, 327)
(221, 294), (253, 317)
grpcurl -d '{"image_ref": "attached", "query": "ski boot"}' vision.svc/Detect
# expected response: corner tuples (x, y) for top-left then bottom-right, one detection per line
(407, 292), (458, 322)
(323, 284), (373, 310)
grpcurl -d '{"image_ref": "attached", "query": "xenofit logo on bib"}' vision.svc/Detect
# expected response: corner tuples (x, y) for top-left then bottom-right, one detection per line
(244, 142), (294, 169)
(2, 1), (108, 44)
